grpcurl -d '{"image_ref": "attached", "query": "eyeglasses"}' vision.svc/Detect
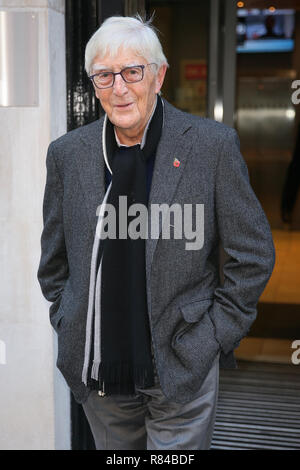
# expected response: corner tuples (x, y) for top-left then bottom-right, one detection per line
(88, 63), (157, 89)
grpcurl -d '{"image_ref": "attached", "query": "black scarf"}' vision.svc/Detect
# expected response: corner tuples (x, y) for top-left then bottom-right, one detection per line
(96, 95), (163, 395)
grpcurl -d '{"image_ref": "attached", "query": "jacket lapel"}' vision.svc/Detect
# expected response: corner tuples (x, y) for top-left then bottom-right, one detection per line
(145, 100), (194, 287)
(75, 117), (106, 236)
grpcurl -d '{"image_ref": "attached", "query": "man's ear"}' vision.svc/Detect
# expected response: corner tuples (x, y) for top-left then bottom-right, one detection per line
(155, 64), (168, 94)
(94, 85), (101, 102)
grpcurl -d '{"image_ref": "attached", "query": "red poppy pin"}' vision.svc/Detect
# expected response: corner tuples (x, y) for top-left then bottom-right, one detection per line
(173, 158), (180, 168)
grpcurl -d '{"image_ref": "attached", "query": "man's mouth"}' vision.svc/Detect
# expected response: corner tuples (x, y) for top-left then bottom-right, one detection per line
(115, 103), (133, 109)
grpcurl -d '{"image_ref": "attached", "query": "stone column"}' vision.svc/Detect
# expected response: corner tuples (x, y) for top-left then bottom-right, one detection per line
(0, 0), (70, 450)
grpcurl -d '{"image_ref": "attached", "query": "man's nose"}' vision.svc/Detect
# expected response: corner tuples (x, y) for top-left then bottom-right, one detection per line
(112, 73), (128, 95)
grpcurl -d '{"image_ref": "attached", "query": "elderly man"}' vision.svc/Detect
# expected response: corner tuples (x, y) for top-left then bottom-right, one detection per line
(37, 15), (275, 450)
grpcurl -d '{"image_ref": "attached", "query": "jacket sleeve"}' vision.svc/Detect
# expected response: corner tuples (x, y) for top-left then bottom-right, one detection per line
(209, 128), (275, 355)
(37, 142), (69, 322)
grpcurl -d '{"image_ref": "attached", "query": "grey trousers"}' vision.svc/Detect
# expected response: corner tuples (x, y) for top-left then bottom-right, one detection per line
(82, 353), (220, 450)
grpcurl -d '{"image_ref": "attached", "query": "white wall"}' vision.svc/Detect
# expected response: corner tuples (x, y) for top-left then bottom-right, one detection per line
(0, 0), (70, 450)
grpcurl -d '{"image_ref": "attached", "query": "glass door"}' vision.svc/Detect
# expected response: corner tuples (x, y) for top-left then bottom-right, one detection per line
(146, 0), (210, 116)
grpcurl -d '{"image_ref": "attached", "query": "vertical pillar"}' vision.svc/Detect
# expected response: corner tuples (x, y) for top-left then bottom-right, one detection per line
(0, 0), (70, 450)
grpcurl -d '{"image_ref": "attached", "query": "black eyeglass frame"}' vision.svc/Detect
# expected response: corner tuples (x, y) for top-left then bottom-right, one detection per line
(88, 63), (157, 89)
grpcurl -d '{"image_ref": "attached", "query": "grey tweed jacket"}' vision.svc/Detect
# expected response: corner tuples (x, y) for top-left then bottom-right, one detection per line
(37, 98), (275, 404)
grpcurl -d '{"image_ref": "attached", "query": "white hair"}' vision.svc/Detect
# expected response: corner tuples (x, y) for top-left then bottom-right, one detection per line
(85, 14), (169, 76)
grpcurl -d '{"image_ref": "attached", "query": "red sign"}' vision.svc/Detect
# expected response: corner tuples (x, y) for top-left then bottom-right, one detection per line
(184, 63), (207, 80)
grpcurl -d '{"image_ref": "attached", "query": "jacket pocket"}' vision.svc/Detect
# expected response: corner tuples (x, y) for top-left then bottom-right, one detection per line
(179, 297), (214, 323)
(172, 297), (214, 343)
(171, 302), (220, 374)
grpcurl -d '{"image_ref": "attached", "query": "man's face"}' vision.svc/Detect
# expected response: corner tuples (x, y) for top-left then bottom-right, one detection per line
(91, 48), (167, 141)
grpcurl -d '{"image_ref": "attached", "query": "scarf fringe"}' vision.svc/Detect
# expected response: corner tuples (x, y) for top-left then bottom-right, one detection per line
(93, 362), (155, 395)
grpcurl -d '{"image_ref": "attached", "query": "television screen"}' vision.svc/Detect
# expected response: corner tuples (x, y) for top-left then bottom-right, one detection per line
(236, 8), (295, 53)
